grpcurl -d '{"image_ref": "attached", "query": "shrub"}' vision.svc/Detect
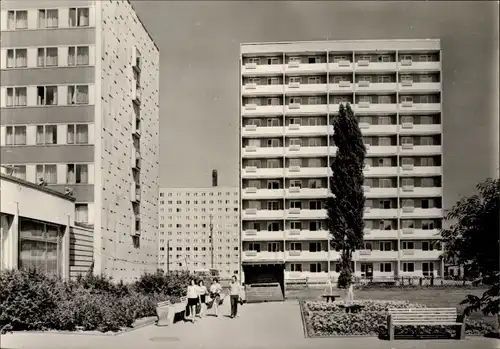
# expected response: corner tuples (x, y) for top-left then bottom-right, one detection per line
(302, 300), (495, 337)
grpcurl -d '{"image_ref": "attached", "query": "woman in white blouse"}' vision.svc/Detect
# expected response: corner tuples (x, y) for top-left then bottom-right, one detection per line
(186, 279), (199, 322)
(197, 280), (208, 317)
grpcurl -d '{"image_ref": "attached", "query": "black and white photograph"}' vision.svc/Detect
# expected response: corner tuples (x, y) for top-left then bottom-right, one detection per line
(0, 1), (498, 349)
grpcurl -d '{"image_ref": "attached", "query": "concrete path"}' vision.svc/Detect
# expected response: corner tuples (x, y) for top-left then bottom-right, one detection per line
(1, 300), (498, 349)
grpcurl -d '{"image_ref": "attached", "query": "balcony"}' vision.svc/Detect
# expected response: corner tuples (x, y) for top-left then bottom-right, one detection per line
(353, 103), (398, 114)
(286, 251), (329, 261)
(242, 209), (284, 220)
(399, 102), (441, 114)
(399, 165), (442, 177)
(130, 183), (141, 202)
(241, 63), (284, 76)
(359, 124), (398, 136)
(242, 167), (284, 179)
(355, 61), (397, 72)
(355, 82), (397, 93)
(285, 209), (327, 220)
(398, 124), (441, 135)
(242, 84), (283, 96)
(363, 165), (398, 177)
(363, 187), (399, 198)
(328, 82), (354, 93)
(132, 84), (141, 105)
(285, 104), (329, 115)
(399, 207), (443, 219)
(242, 251), (285, 263)
(284, 63), (328, 74)
(398, 82), (441, 93)
(400, 228), (441, 240)
(366, 145), (398, 156)
(242, 188), (285, 200)
(284, 83), (328, 95)
(285, 166), (330, 178)
(286, 229), (329, 240)
(285, 187), (330, 199)
(328, 61), (353, 73)
(363, 229), (398, 240)
(354, 250), (399, 261)
(242, 126), (283, 138)
(285, 271), (329, 280)
(131, 150), (141, 169)
(242, 146), (284, 158)
(242, 230), (284, 241)
(285, 145), (329, 157)
(400, 249), (442, 260)
(398, 186), (442, 198)
(399, 145), (442, 156)
(242, 104), (283, 116)
(398, 61), (441, 72)
(285, 125), (331, 137)
(364, 208), (399, 219)
(329, 250), (341, 260)
(131, 48), (142, 73)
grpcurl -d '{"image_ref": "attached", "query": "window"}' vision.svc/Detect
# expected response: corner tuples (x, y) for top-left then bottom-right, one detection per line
(69, 8), (90, 27)
(421, 157), (435, 166)
(6, 87), (27, 107)
(401, 115), (413, 124)
(380, 263), (392, 272)
(420, 75), (433, 83)
(7, 10), (28, 29)
(358, 55), (371, 62)
(309, 179), (321, 189)
(290, 118), (301, 125)
(266, 57), (279, 65)
(290, 97), (301, 104)
(402, 241), (414, 250)
(290, 221), (301, 230)
(67, 85), (89, 104)
(421, 178), (435, 187)
(402, 199), (414, 208)
(267, 180), (280, 189)
(266, 77), (279, 85)
(401, 137), (413, 145)
(267, 201), (280, 210)
(19, 219), (63, 276)
(38, 9), (58, 28)
(421, 220), (434, 230)
(5, 126), (26, 145)
(333, 75), (349, 83)
(247, 57), (259, 64)
(378, 137), (391, 146)
(37, 47), (58, 67)
(378, 95), (391, 104)
(67, 124), (89, 144)
(309, 242), (322, 252)
(309, 221), (322, 231)
(402, 220), (414, 229)
(419, 55), (433, 62)
(289, 138), (301, 146)
(267, 242), (279, 252)
(402, 262), (415, 272)
(362, 242), (373, 250)
(290, 201), (301, 209)
(68, 46), (90, 66)
(422, 241), (434, 251)
(308, 138), (321, 147)
(310, 263), (322, 273)
(359, 75), (371, 83)
(308, 117), (320, 126)
(401, 178), (414, 187)
(291, 263), (302, 272)
(37, 86), (58, 105)
(308, 96), (320, 105)
(36, 164), (57, 184)
(289, 56), (301, 63)
(66, 164), (88, 184)
(400, 55), (412, 61)
(308, 76), (321, 84)
(420, 136), (434, 146)
(401, 95), (413, 103)
(290, 180), (302, 188)
(75, 204), (89, 223)
(333, 56), (347, 63)
(36, 125), (57, 144)
(359, 95), (371, 103)
(333, 96), (347, 104)
(377, 75), (391, 83)
(267, 159), (280, 169)
(267, 222), (280, 231)
(267, 118), (280, 127)
(308, 158), (321, 167)
(6, 48), (27, 68)
(422, 262), (434, 276)
(309, 200), (322, 210)
(379, 241), (392, 251)
(401, 75), (413, 83)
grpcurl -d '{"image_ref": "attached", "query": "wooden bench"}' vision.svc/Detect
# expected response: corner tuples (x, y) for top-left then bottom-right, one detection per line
(387, 307), (466, 341)
(321, 294), (340, 302)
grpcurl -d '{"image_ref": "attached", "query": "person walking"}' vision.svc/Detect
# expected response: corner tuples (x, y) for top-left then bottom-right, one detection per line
(197, 279), (208, 317)
(229, 275), (240, 318)
(209, 278), (223, 317)
(186, 279), (199, 323)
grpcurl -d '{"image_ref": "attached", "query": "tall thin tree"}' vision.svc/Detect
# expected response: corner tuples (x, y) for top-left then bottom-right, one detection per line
(326, 103), (366, 288)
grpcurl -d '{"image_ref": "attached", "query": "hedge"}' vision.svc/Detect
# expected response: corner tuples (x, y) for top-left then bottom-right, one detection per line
(301, 300), (496, 337)
(0, 268), (211, 333)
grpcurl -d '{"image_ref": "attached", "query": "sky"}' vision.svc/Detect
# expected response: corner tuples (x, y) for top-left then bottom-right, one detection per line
(131, 1), (499, 209)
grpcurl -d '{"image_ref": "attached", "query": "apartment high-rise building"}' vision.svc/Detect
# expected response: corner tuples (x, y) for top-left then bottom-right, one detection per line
(159, 187), (240, 278)
(0, 0), (160, 281)
(239, 40), (443, 284)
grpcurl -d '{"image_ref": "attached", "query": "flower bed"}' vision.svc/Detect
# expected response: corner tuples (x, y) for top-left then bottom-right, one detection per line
(0, 268), (210, 333)
(301, 300), (496, 338)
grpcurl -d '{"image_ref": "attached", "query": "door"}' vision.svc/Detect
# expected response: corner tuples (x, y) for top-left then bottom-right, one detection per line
(361, 263), (374, 278)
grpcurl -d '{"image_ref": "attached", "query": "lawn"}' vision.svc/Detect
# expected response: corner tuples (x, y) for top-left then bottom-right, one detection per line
(287, 287), (496, 325)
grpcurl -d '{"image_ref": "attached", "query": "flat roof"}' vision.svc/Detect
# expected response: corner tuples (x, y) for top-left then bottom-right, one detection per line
(127, 0), (160, 53)
(240, 39), (441, 54)
(0, 173), (76, 202)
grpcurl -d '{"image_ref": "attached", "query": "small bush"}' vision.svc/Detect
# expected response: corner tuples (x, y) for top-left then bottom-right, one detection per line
(302, 300), (495, 337)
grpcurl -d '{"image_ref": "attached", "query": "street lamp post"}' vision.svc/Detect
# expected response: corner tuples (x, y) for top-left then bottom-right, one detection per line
(209, 214), (214, 269)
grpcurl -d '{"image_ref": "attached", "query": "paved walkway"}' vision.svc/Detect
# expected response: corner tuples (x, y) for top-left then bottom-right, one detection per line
(1, 300), (498, 349)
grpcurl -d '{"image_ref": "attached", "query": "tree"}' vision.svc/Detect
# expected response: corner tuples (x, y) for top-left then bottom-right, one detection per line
(326, 103), (366, 288)
(441, 177), (499, 336)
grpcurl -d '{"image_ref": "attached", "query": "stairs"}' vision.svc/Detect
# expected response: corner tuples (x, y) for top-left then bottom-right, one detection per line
(245, 283), (284, 303)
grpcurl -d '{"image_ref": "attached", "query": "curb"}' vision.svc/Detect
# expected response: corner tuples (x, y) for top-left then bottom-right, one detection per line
(7, 317), (157, 337)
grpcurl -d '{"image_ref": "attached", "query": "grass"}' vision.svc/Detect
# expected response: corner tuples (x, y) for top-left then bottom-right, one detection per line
(287, 287), (497, 327)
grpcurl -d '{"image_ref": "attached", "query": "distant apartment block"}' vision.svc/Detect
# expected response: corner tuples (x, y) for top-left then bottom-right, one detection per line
(0, 0), (160, 281)
(159, 187), (240, 277)
(239, 40), (443, 283)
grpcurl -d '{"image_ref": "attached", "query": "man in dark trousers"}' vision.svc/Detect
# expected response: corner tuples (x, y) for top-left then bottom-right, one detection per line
(229, 275), (240, 318)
